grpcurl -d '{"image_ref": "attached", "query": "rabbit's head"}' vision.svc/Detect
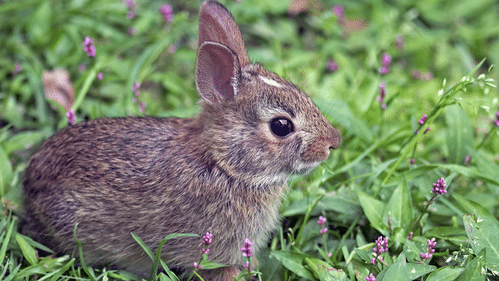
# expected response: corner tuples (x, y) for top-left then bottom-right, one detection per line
(194, 1), (340, 188)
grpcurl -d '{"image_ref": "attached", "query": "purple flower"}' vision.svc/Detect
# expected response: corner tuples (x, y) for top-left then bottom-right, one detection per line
(379, 81), (386, 97)
(320, 227), (328, 235)
(124, 0), (135, 9)
(12, 62), (22, 75)
(421, 238), (436, 262)
(128, 27), (137, 36)
(379, 66), (390, 75)
(332, 5), (345, 25)
(396, 35), (404, 50)
(200, 232), (212, 256)
(202, 232), (213, 245)
(193, 262), (202, 269)
(241, 238), (252, 258)
(418, 114), (427, 125)
(465, 155), (471, 166)
(422, 72), (433, 81)
(373, 236), (389, 255)
(66, 109), (76, 125)
(381, 53), (392, 66)
(327, 60), (339, 72)
(139, 101), (146, 113)
(427, 238), (436, 248)
(78, 63), (86, 73)
(424, 127), (430, 134)
(245, 261), (250, 269)
(132, 82), (140, 96)
(160, 5), (173, 22)
(317, 216), (327, 226)
(379, 53), (392, 75)
(495, 120), (499, 127)
(377, 81), (387, 109)
(411, 70), (421, 79)
(127, 11), (136, 19)
(371, 236), (389, 265)
(410, 159), (415, 165)
(317, 216), (328, 235)
(168, 44), (177, 54)
(432, 177), (447, 195)
(333, 5), (344, 17)
(124, 0), (136, 19)
(366, 273), (376, 281)
(97, 72), (103, 80)
(83, 36), (96, 57)
(407, 232), (413, 240)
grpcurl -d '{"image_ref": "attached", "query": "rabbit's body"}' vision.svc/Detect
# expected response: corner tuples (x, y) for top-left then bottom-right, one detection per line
(23, 1), (340, 279)
(24, 115), (284, 276)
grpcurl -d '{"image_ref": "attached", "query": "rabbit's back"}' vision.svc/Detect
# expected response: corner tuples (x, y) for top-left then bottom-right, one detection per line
(23, 116), (284, 274)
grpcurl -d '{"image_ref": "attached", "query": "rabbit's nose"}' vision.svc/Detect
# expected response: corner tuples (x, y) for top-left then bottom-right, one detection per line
(329, 128), (341, 150)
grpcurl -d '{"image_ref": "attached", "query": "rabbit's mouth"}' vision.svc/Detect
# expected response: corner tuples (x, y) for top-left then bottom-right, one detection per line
(292, 160), (322, 175)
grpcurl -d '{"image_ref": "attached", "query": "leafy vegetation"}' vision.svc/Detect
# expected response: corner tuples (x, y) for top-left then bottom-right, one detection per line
(1, 0), (499, 280)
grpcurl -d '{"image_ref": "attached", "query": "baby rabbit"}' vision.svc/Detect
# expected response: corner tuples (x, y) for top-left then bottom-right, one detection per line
(23, 0), (340, 280)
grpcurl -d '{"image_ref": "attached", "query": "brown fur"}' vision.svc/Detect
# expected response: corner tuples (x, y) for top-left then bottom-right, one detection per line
(23, 1), (340, 280)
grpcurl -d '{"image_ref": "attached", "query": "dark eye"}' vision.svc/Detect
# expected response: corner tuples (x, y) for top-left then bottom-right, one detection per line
(270, 117), (294, 137)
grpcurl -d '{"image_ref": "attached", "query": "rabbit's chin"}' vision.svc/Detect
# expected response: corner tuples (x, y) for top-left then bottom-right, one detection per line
(292, 161), (323, 175)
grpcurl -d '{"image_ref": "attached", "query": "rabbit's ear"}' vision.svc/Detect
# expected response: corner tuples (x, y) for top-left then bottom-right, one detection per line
(198, 0), (250, 68)
(196, 41), (241, 104)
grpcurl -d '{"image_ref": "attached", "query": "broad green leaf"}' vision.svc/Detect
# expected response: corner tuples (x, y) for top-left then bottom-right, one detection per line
(426, 267), (465, 281)
(320, 195), (362, 217)
(473, 150), (499, 181)
(426, 226), (466, 238)
(453, 194), (499, 227)
(406, 263), (437, 280)
(16, 235), (38, 265)
(197, 259), (226, 270)
(456, 250), (486, 281)
(16, 234), (54, 253)
(403, 240), (421, 262)
(355, 189), (389, 235)
(463, 214), (499, 271)
(445, 104), (473, 164)
(270, 251), (315, 280)
(2, 131), (46, 154)
(304, 257), (348, 281)
(380, 253), (409, 281)
(0, 146), (13, 196)
(384, 181), (412, 231)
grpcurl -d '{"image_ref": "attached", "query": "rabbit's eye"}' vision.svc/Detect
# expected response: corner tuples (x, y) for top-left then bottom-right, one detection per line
(270, 117), (294, 137)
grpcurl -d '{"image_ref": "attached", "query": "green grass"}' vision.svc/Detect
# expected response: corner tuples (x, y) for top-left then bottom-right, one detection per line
(1, 0), (499, 280)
